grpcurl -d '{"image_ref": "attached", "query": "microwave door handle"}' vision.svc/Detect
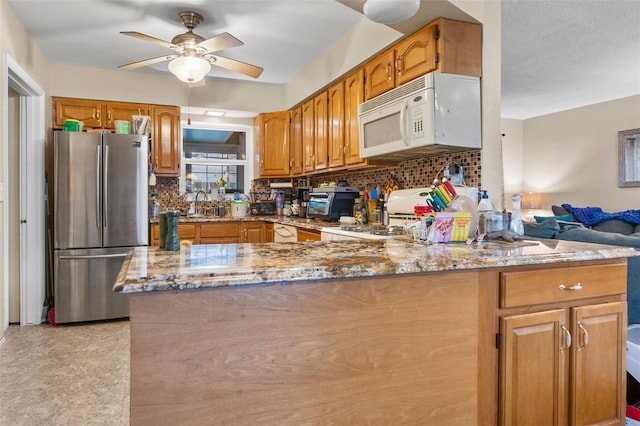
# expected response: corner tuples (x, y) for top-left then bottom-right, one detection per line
(399, 99), (411, 146)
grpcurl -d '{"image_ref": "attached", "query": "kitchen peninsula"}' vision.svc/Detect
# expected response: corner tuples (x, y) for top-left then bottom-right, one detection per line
(115, 239), (639, 425)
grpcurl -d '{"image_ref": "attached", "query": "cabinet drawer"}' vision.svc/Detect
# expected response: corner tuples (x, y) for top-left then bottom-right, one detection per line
(200, 223), (239, 238)
(178, 225), (197, 240)
(500, 263), (627, 308)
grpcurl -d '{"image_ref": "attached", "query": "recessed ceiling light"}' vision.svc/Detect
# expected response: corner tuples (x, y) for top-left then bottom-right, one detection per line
(204, 110), (226, 117)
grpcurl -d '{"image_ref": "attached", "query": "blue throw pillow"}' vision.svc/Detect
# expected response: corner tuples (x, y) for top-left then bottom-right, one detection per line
(534, 214), (573, 223)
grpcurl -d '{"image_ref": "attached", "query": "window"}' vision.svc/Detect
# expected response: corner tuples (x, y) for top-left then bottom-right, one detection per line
(180, 123), (253, 194)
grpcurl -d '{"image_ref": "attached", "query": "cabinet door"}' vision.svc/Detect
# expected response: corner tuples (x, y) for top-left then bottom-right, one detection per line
(178, 224), (197, 243)
(151, 105), (181, 176)
(437, 18), (482, 77)
(327, 81), (345, 168)
(297, 229), (320, 242)
(290, 106), (304, 176)
(364, 50), (395, 100)
(343, 69), (366, 166)
(240, 223), (265, 243)
(302, 99), (315, 173)
(53, 97), (104, 128)
(395, 23), (437, 86)
(265, 223), (274, 243)
(200, 223), (239, 244)
(314, 91), (328, 171)
(570, 302), (626, 426)
(105, 102), (150, 130)
(258, 111), (290, 177)
(500, 309), (568, 426)
(150, 224), (160, 246)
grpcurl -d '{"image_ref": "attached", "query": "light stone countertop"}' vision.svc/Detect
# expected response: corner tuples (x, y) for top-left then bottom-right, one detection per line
(114, 238), (640, 294)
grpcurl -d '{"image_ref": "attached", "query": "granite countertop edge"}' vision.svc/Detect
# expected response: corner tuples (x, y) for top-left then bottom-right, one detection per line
(114, 239), (640, 294)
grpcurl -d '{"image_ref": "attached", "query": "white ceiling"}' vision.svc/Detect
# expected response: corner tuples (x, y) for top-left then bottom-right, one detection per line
(7, 0), (640, 119)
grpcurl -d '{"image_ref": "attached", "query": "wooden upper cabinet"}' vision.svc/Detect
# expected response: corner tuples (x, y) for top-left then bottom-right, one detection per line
(364, 50), (396, 101)
(257, 111), (290, 177)
(343, 69), (366, 166)
(53, 97), (151, 130)
(151, 105), (181, 176)
(53, 97), (105, 128)
(436, 18), (482, 77)
(363, 18), (482, 101)
(105, 102), (150, 129)
(313, 91), (329, 171)
(290, 106), (304, 176)
(395, 23), (438, 86)
(327, 81), (345, 168)
(302, 99), (315, 173)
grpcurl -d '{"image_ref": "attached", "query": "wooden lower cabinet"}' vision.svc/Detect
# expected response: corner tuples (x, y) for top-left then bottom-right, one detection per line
(265, 223), (274, 243)
(498, 264), (627, 426)
(150, 222), (266, 245)
(200, 223), (240, 244)
(297, 229), (321, 241)
(240, 223), (265, 243)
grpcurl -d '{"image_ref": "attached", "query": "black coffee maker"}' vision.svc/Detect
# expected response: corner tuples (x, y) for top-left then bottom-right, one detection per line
(293, 186), (312, 218)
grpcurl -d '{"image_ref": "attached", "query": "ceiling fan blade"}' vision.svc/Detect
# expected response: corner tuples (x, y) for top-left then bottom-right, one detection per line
(196, 32), (244, 53)
(118, 55), (176, 71)
(120, 31), (175, 50)
(210, 55), (263, 78)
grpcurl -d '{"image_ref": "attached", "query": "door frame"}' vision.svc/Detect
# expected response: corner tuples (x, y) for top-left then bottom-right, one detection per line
(3, 55), (46, 327)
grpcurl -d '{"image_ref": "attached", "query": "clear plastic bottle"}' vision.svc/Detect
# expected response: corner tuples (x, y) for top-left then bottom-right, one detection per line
(510, 194), (524, 235)
(477, 190), (493, 234)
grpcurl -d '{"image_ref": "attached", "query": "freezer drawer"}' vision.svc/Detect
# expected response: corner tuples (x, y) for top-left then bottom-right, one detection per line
(54, 248), (131, 323)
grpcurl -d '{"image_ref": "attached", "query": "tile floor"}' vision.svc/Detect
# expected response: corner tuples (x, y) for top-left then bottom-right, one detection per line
(0, 320), (130, 425)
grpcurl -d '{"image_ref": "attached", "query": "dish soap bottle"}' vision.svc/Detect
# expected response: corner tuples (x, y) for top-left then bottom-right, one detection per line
(477, 190), (493, 234)
(510, 194), (524, 235)
(149, 193), (159, 219)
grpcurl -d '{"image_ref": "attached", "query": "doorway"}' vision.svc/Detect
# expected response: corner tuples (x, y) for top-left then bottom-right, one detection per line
(3, 55), (46, 328)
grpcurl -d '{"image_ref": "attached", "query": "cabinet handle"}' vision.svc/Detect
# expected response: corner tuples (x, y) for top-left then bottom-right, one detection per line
(396, 57), (403, 74)
(386, 63), (392, 80)
(95, 108), (100, 120)
(343, 144), (347, 155)
(577, 321), (589, 350)
(559, 283), (583, 291)
(560, 322), (572, 351)
(107, 110), (112, 123)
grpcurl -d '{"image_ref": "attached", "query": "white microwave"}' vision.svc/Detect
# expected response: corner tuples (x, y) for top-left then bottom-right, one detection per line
(358, 72), (481, 161)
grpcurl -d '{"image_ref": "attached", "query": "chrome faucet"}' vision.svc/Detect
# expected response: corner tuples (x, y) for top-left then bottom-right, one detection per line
(194, 190), (208, 216)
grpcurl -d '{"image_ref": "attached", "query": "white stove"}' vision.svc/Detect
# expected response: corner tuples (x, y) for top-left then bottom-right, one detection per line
(320, 185), (478, 241)
(320, 226), (405, 241)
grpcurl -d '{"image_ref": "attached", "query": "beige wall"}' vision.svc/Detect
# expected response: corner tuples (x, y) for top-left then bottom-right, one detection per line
(519, 95), (640, 211)
(1, 0), (50, 336)
(501, 117), (524, 207)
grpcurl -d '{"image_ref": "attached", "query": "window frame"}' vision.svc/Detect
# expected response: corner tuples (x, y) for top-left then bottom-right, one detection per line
(179, 120), (254, 194)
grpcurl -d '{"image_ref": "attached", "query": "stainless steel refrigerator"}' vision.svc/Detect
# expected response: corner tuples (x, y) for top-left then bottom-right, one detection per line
(53, 131), (148, 323)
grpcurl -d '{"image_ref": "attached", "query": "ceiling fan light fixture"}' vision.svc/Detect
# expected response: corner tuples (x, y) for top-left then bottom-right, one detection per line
(363, 0), (420, 24)
(168, 55), (211, 83)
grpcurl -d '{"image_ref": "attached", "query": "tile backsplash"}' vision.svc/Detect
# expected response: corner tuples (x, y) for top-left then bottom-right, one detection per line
(152, 150), (481, 210)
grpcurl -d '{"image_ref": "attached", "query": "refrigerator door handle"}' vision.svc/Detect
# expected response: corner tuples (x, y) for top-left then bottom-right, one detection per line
(103, 144), (109, 228)
(96, 145), (101, 229)
(58, 253), (128, 260)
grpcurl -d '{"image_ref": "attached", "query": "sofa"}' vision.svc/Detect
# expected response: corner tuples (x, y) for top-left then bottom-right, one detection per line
(523, 205), (640, 324)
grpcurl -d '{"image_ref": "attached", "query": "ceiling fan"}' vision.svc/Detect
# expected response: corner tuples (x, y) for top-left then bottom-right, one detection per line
(118, 10), (263, 83)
